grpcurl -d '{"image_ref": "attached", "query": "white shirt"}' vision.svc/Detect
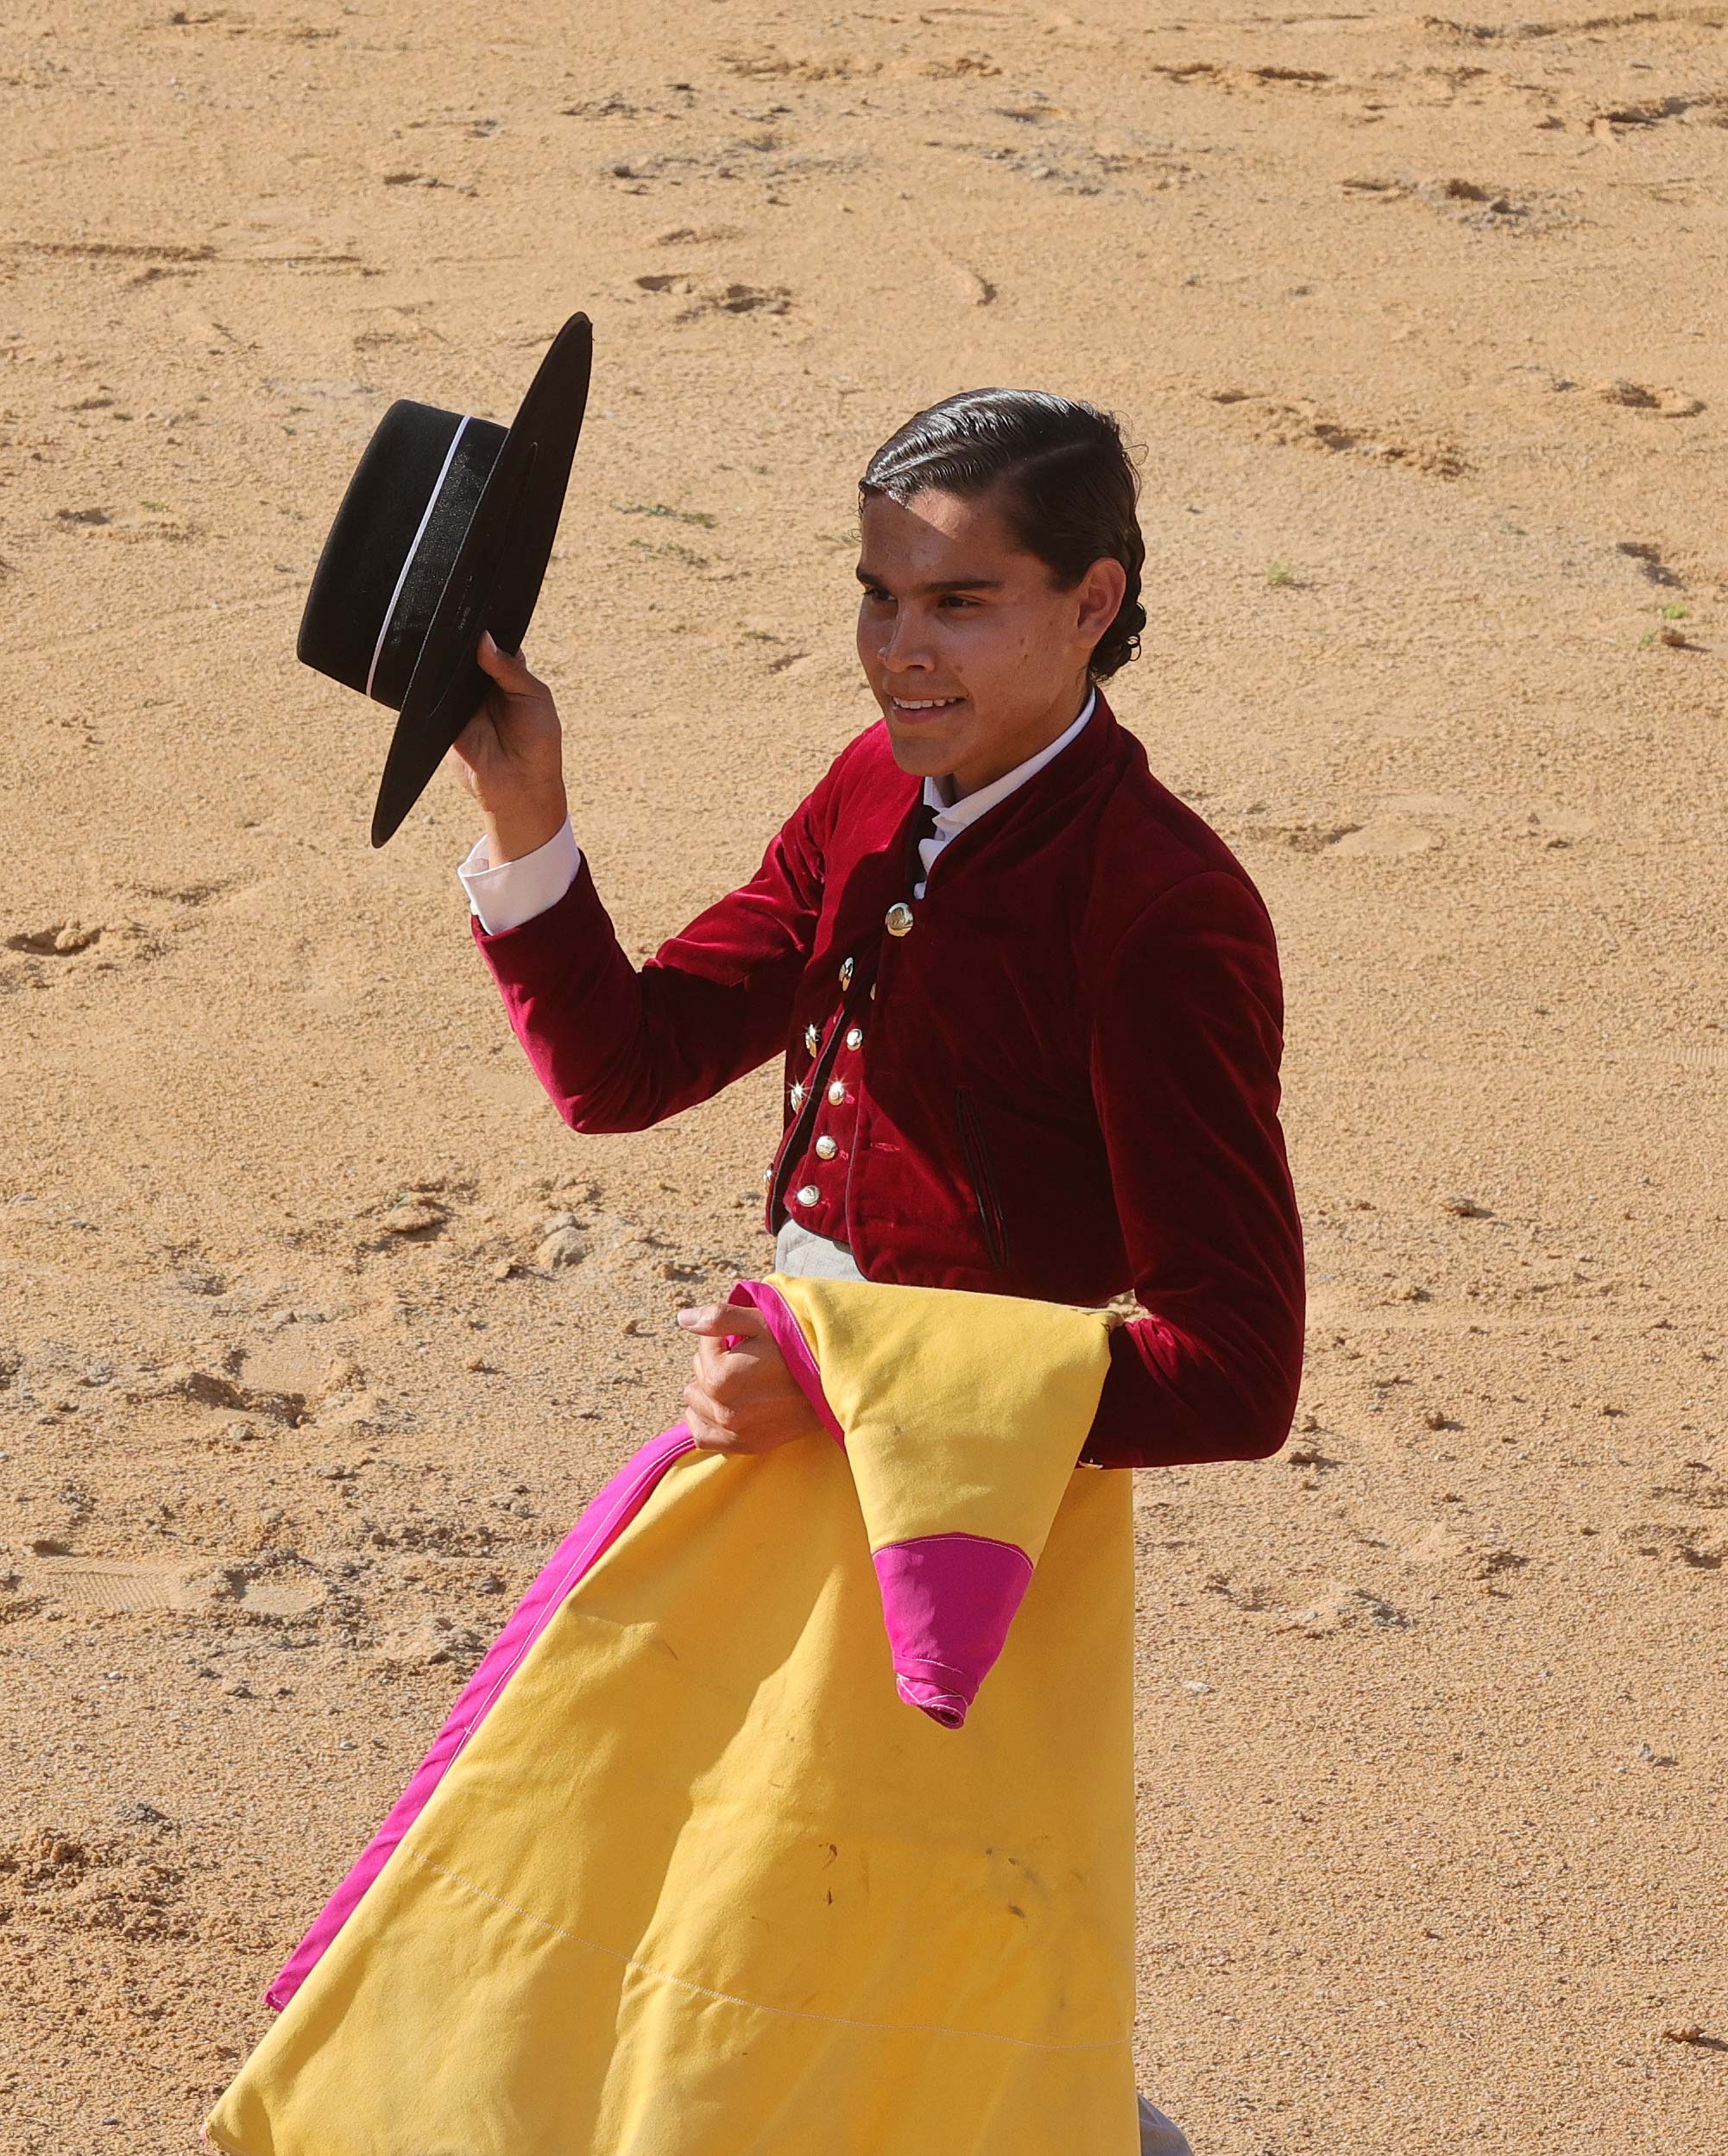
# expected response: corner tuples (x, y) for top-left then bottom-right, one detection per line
(458, 688), (1099, 935)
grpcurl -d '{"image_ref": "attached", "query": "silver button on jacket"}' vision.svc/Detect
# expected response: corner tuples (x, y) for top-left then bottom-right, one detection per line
(827, 1080), (846, 1106)
(815, 1135), (838, 1160)
(845, 1026), (863, 1050)
(796, 1183), (820, 1207)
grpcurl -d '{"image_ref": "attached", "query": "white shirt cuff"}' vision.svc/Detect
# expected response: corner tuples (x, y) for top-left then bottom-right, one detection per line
(457, 816), (583, 935)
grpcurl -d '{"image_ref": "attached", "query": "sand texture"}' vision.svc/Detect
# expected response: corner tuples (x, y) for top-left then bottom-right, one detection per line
(2, 3), (1726, 2150)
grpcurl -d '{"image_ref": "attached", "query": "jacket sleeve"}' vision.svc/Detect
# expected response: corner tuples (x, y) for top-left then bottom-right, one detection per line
(1080, 870), (1306, 1469)
(470, 776), (831, 1133)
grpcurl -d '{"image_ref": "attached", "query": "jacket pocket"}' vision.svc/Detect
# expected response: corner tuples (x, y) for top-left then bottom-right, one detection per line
(954, 1085), (1009, 1272)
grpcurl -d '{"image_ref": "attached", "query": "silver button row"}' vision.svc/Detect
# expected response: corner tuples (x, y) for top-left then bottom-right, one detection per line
(804, 1019), (864, 1057)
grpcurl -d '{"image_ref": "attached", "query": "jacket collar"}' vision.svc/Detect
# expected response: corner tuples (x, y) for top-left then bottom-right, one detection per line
(905, 681), (1122, 832)
(921, 685), (1100, 833)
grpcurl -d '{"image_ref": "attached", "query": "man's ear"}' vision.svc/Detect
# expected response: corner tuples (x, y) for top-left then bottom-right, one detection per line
(1076, 556), (1127, 651)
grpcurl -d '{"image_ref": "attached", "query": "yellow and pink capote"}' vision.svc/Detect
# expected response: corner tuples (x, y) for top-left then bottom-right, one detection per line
(205, 1271), (1142, 2156)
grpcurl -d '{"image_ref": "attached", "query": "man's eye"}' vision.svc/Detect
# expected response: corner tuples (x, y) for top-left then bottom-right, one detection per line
(939, 594), (977, 609)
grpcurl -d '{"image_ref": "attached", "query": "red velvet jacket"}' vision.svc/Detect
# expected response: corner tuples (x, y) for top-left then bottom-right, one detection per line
(472, 693), (1304, 1469)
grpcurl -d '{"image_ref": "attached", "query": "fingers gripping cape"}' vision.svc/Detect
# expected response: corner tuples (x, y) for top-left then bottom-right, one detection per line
(204, 1273), (1140, 2156)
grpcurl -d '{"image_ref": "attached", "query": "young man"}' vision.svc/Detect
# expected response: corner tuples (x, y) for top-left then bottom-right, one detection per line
(450, 388), (1306, 2154)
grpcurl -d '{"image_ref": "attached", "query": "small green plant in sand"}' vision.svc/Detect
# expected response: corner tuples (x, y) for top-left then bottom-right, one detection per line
(1265, 560), (1299, 588)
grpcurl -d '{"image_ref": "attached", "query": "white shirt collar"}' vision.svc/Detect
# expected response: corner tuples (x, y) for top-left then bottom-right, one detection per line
(922, 686), (1098, 832)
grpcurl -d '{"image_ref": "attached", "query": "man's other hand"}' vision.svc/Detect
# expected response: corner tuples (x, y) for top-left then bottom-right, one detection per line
(675, 1302), (830, 1455)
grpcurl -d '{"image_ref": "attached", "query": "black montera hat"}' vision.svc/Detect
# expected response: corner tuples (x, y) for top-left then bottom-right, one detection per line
(296, 312), (592, 847)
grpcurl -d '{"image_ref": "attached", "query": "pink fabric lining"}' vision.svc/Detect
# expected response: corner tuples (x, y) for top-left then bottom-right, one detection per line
(739, 1278), (1040, 1733)
(871, 1533), (1035, 1732)
(263, 1422), (697, 2011)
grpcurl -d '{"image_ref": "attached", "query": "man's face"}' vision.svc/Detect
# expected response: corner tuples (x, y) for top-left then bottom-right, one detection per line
(855, 485), (1125, 798)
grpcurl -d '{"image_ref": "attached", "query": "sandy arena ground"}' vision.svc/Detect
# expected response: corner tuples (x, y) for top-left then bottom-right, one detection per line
(2, 3), (1725, 2150)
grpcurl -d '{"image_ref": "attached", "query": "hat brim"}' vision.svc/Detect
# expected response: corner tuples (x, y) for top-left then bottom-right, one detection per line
(369, 313), (593, 848)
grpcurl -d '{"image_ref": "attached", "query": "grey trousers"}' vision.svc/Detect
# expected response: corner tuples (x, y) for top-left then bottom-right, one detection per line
(773, 1224), (1197, 2156)
(1138, 2096), (1195, 2155)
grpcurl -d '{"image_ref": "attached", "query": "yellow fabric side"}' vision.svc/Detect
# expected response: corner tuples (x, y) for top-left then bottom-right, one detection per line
(204, 1281), (1138, 2156)
(766, 1271), (1116, 1562)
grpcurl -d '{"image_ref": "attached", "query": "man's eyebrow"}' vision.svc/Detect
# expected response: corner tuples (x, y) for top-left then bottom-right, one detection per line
(855, 565), (1006, 593)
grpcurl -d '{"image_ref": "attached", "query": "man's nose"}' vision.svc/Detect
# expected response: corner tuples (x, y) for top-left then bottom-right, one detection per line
(879, 607), (934, 672)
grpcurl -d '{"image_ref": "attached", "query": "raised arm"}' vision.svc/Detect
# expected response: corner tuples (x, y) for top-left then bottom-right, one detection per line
(1080, 871), (1306, 1469)
(450, 636), (828, 1133)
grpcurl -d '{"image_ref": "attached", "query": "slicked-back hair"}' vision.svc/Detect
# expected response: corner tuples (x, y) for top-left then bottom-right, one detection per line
(859, 388), (1146, 679)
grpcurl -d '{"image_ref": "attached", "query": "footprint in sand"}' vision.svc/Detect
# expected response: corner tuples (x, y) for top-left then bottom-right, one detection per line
(561, 91), (649, 119)
(1205, 1570), (1416, 1635)
(1588, 378), (1706, 417)
(52, 500), (192, 545)
(639, 275), (793, 320)
(1344, 174), (1556, 229)
(1148, 60), (1334, 95)
(1329, 818), (1442, 858)
(1591, 90), (1728, 135)
(1619, 1522), (1725, 1570)
(1617, 539), (1685, 588)
(1235, 816), (1440, 857)
(653, 224), (745, 247)
(1399, 1524), (1529, 1586)
(1281, 1584), (1416, 1636)
(380, 170), (476, 196)
(9, 237), (214, 268)
(1202, 389), (1466, 478)
(962, 133), (1192, 200)
(14, 1553), (325, 1617)
(720, 47), (876, 83)
(5, 879), (253, 985)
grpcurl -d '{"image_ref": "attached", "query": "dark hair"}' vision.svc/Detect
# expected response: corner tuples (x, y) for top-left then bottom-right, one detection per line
(859, 388), (1146, 679)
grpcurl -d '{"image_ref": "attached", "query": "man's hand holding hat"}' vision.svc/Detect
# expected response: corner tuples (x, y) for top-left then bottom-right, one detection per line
(448, 632), (569, 868)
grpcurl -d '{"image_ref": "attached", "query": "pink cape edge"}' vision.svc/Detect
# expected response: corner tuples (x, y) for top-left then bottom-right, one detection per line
(262, 1277), (1034, 2010)
(265, 1279), (797, 2010)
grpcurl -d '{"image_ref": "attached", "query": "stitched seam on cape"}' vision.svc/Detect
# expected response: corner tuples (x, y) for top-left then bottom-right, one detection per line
(873, 1530), (1033, 1570)
(402, 1844), (1130, 2053)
